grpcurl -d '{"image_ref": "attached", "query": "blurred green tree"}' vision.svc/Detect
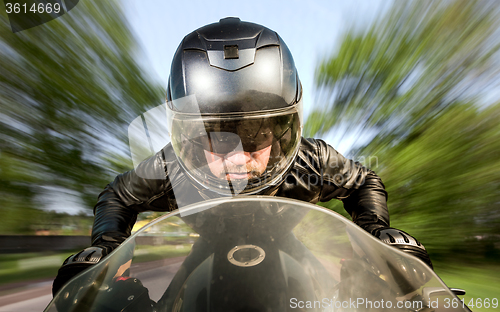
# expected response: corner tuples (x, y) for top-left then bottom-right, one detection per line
(0, 1), (163, 234)
(308, 0), (500, 262)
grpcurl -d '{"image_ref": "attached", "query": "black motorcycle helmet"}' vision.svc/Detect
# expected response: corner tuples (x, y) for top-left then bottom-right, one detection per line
(166, 17), (303, 196)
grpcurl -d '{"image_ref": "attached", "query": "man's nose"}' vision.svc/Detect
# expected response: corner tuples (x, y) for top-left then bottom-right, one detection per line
(225, 151), (251, 165)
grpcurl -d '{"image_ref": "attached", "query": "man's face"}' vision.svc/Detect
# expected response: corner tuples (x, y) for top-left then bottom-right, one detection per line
(204, 145), (272, 180)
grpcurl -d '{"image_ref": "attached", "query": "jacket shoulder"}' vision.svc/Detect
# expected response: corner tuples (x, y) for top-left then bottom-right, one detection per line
(298, 137), (322, 152)
(296, 137), (363, 188)
(295, 137), (328, 173)
(107, 144), (183, 211)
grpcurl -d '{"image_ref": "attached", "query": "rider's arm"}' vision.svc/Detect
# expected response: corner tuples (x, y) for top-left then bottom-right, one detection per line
(315, 139), (389, 234)
(316, 139), (432, 268)
(53, 146), (176, 296)
(92, 146), (177, 246)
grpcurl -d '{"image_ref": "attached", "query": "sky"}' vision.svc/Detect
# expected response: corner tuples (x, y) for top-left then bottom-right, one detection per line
(122, 0), (390, 153)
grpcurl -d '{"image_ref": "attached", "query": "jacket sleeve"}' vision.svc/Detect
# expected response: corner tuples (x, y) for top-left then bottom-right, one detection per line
(91, 149), (175, 246)
(316, 139), (390, 233)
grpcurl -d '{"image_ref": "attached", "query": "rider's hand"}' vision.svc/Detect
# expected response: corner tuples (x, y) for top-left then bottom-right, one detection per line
(96, 276), (155, 312)
(52, 243), (118, 296)
(54, 274), (155, 312)
(373, 227), (433, 269)
(373, 227), (433, 294)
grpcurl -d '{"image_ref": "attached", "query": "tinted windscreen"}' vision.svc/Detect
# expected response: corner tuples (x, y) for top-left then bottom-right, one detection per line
(46, 197), (468, 312)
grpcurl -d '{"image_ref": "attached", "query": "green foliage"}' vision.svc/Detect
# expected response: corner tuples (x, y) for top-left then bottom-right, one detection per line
(0, 1), (163, 233)
(363, 103), (500, 261)
(307, 0), (500, 139)
(308, 0), (500, 263)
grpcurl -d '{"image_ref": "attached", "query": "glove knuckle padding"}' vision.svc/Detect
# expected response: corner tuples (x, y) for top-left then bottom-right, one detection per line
(53, 246), (110, 297)
(375, 227), (433, 269)
(377, 228), (426, 251)
(65, 247), (105, 265)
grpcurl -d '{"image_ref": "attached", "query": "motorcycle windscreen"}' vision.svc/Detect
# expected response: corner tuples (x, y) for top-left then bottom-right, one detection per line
(45, 197), (469, 312)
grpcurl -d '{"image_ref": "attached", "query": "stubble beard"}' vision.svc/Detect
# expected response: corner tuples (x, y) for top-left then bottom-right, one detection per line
(215, 163), (264, 181)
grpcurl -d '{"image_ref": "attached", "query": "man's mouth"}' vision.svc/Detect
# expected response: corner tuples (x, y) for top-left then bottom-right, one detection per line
(226, 172), (250, 180)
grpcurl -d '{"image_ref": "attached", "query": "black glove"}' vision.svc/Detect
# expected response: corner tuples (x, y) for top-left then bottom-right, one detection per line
(339, 258), (394, 302)
(54, 274), (155, 312)
(373, 227), (433, 295)
(52, 243), (118, 297)
(95, 276), (155, 312)
(372, 227), (433, 269)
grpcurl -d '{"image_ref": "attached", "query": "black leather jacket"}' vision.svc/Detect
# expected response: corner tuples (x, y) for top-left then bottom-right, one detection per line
(91, 137), (389, 246)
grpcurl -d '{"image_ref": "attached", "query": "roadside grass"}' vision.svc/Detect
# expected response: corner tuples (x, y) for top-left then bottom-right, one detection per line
(0, 251), (77, 286)
(435, 264), (500, 312)
(0, 267), (60, 287)
(0, 245), (192, 288)
(132, 244), (191, 263)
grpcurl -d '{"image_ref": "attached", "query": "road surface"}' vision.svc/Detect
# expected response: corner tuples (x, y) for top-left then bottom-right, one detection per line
(0, 257), (185, 312)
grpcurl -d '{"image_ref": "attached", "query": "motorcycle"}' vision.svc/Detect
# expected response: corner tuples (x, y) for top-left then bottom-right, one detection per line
(45, 196), (469, 312)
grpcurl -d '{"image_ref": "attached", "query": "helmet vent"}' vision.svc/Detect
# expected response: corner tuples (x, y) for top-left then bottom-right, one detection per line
(220, 17), (241, 24)
(224, 45), (239, 59)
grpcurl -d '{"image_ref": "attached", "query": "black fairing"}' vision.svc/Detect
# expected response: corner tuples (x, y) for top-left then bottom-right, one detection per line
(167, 17), (300, 114)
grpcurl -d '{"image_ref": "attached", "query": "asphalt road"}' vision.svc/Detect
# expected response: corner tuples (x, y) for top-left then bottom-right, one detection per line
(0, 280), (52, 312)
(0, 257), (185, 312)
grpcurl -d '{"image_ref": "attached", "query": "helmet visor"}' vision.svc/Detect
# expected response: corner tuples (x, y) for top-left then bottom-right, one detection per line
(169, 104), (301, 195)
(187, 119), (281, 155)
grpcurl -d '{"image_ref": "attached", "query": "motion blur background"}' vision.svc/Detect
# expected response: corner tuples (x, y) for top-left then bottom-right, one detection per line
(1, 0), (499, 310)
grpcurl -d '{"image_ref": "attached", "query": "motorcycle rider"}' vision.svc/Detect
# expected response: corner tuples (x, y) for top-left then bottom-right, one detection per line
(52, 17), (433, 296)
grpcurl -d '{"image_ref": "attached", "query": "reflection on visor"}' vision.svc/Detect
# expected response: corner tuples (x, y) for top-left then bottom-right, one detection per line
(169, 105), (302, 195)
(190, 131), (273, 154)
